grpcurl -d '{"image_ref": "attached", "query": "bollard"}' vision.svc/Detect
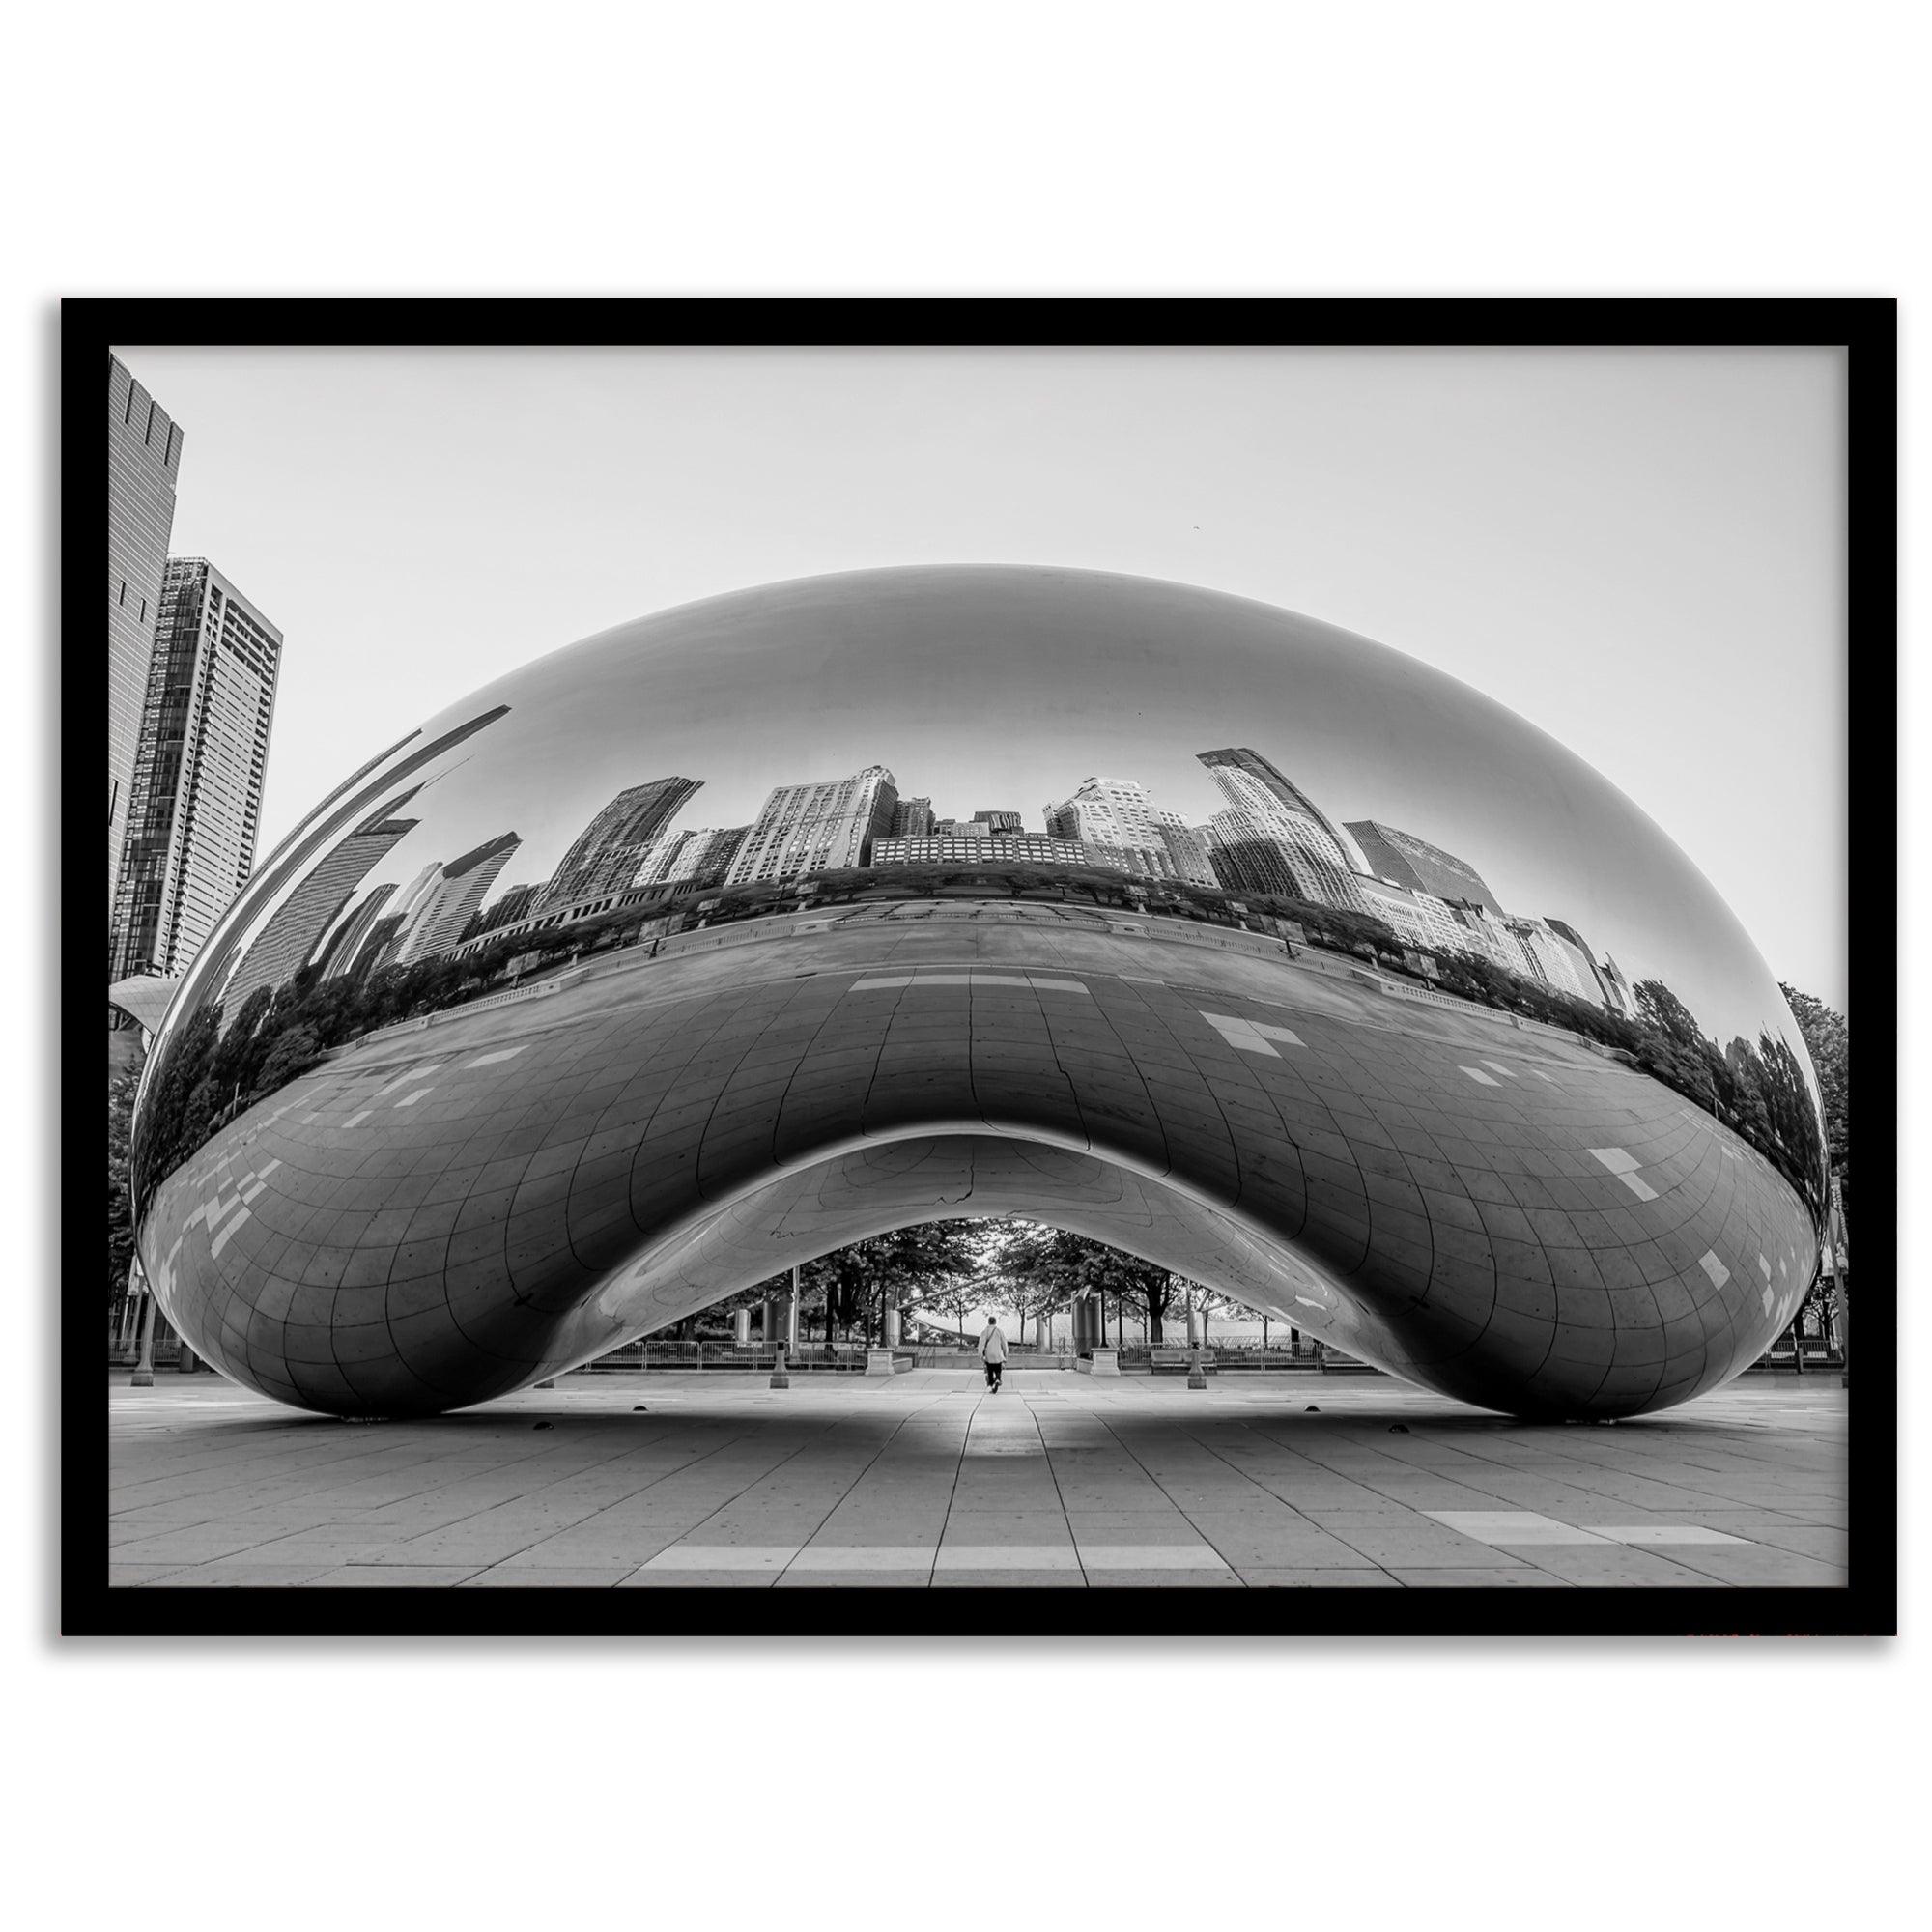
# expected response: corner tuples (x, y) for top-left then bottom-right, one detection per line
(1187, 1346), (1208, 1391)
(770, 1343), (790, 1390)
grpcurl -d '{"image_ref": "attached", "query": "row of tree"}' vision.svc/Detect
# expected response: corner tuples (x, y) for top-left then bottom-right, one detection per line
(686, 1220), (1246, 1350)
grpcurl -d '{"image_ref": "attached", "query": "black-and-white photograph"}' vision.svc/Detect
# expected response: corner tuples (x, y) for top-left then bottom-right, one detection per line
(76, 302), (1886, 1634)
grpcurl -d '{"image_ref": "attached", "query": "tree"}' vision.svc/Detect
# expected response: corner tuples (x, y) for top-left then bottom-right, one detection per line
(1781, 983), (1849, 1229)
(759, 1224), (984, 1350)
(108, 1069), (139, 1312)
(983, 1221), (1182, 1343)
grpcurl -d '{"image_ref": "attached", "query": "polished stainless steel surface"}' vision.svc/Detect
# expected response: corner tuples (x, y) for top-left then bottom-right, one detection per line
(131, 566), (1828, 1417)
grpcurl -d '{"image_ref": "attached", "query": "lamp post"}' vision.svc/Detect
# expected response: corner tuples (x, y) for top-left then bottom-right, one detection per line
(130, 1291), (156, 1388)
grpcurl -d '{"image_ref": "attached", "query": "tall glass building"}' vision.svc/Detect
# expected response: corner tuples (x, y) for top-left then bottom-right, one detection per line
(1344, 818), (1504, 915)
(107, 355), (185, 944)
(108, 558), (281, 982)
(536, 777), (700, 912)
(1197, 747), (1375, 915)
(725, 766), (899, 885)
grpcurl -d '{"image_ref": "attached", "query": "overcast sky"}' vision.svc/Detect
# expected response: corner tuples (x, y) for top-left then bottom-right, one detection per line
(117, 343), (1848, 1011)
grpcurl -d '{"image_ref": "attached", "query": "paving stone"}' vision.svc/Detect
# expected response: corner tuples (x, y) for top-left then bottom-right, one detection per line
(107, 1371), (1848, 1590)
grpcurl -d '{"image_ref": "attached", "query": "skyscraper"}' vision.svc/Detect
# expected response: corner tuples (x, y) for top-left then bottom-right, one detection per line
(393, 831), (523, 965)
(1356, 876), (1472, 956)
(536, 777), (700, 912)
(1502, 915), (1591, 1000)
(1600, 953), (1636, 1020)
(1154, 810), (1218, 888)
(1044, 777), (1213, 883)
(725, 766), (899, 885)
(1344, 819), (1504, 915)
(638, 825), (747, 887)
(316, 882), (397, 980)
(108, 355), (185, 932)
(218, 791), (421, 1016)
(889, 797), (935, 838)
(108, 559), (282, 981)
(1198, 749), (1375, 914)
(458, 881), (543, 944)
(1544, 917), (1624, 1013)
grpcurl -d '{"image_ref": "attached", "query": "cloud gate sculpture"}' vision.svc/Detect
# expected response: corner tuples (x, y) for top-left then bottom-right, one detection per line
(129, 566), (1829, 1420)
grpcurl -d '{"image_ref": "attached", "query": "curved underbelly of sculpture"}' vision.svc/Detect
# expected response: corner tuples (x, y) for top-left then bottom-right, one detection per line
(142, 903), (1818, 1420)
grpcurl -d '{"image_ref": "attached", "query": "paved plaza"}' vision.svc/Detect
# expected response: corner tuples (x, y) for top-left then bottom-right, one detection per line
(107, 1368), (1849, 1588)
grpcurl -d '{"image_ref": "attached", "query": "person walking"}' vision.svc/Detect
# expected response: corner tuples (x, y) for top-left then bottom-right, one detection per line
(979, 1315), (1008, 1393)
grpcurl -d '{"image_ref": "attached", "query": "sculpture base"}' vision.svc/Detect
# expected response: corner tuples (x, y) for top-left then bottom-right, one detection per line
(865, 1350), (896, 1378)
(1075, 1350), (1121, 1377)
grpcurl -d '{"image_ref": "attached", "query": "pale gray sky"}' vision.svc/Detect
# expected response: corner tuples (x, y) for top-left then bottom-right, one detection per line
(118, 343), (1848, 1011)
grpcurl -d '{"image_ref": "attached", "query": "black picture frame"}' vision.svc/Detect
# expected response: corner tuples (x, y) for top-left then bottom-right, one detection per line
(66, 296), (1893, 1639)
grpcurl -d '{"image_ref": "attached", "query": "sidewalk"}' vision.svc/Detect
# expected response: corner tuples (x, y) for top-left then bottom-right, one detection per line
(107, 1370), (1849, 1589)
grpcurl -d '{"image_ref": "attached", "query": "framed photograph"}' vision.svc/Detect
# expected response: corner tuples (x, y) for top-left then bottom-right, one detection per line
(73, 297), (1890, 1636)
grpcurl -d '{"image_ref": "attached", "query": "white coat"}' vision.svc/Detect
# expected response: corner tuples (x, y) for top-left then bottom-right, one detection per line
(979, 1324), (1008, 1363)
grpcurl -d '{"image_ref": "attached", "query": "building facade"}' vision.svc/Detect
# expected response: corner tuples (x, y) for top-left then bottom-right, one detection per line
(392, 832), (523, 966)
(1345, 818), (1504, 915)
(655, 825), (747, 886)
(1357, 876), (1471, 956)
(1198, 749), (1375, 914)
(869, 833), (1095, 867)
(1043, 776), (1213, 883)
(315, 882), (398, 979)
(1503, 915), (1592, 1001)
(108, 355), (185, 936)
(536, 777), (700, 912)
(724, 765), (898, 885)
(108, 559), (282, 981)
(219, 792), (422, 1014)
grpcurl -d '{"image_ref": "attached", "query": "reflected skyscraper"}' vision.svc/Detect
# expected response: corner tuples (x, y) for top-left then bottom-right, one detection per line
(461, 881), (544, 942)
(725, 765), (898, 884)
(219, 792), (421, 1015)
(1346, 819), (1503, 916)
(108, 559), (282, 981)
(536, 778), (699, 912)
(1198, 749), (1375, 914)
(1044, 777), (1215, 885)
(316, 882), (397, 980)
(393, 832), (524, 966)
(637, 825), (747, 887)
(1504, 915), (1591, 999)
(1355, 875), (1473, 956)
(107, 355), (185, 930)
(1544, 917), (1626, 1014)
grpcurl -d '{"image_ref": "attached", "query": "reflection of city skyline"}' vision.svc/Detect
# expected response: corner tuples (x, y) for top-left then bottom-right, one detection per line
(128, 564), (1828, 1247)
(270, 732), (1641, 1024)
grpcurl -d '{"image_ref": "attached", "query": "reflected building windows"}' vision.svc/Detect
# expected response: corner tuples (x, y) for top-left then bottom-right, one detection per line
(217, 792), (422, 1016)
(536, 777), (700, 914)
(725, 765), (898, 884)
(1345, 818), (1504, 915)
(1197, 748), (1377, 916)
